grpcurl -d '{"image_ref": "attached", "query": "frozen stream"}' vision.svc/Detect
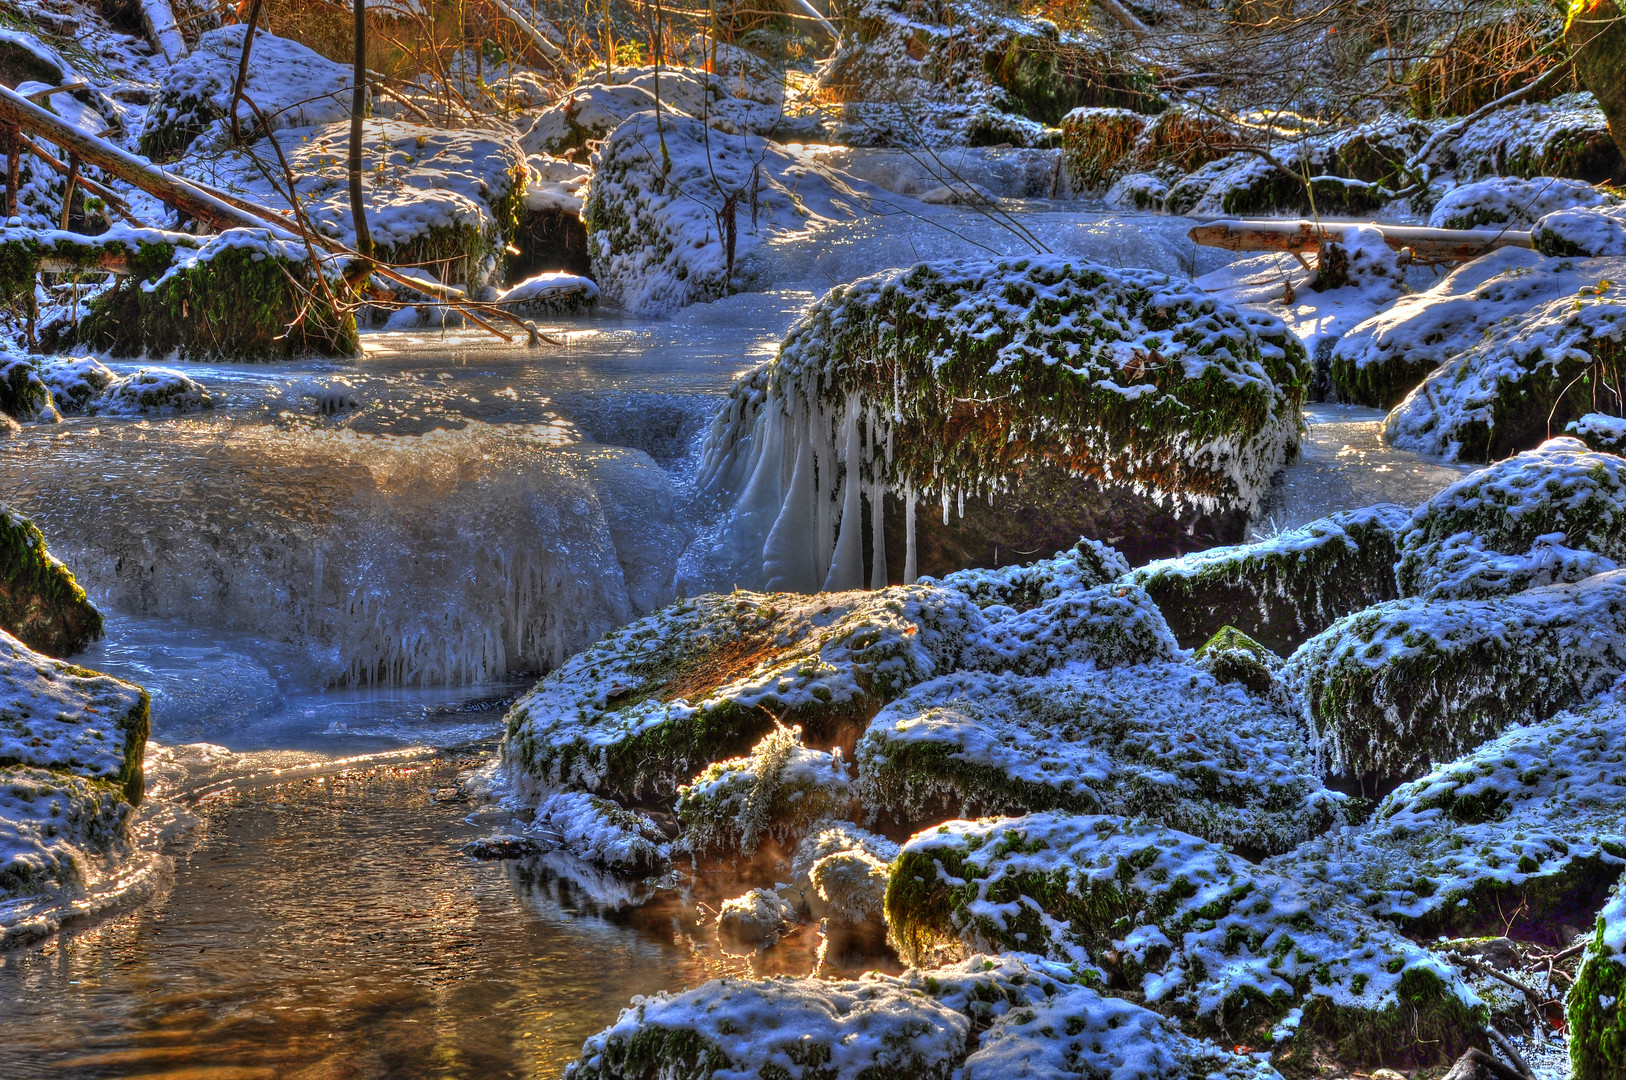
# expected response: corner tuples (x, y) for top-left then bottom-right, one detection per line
(0, 191), (1482, 1075)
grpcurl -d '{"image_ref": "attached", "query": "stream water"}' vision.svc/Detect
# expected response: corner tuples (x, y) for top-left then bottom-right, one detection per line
(0, 188), (1479, 1076)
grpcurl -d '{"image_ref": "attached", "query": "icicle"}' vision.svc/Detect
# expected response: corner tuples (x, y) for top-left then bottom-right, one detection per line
(942, 487), (951, 527)
(824, 393), (866, 592)
(812, 396), (835, 585)
(763, 406), (820, 592)
(868, 451), (887, 591)
(957, 486), (965, 520)
(903, 483), (918, 585)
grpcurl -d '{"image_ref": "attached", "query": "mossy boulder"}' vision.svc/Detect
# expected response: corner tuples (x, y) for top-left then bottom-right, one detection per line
(1059, 106), (1146, 190)
(500, 585), (985, 803)
(676, 723), (854, 856)
(790, 821), (896, 926)
(68, 229), (359, 361)
(0, 506), (102, 657)
(962, 582), (1178, 676)
(695, 255), (1307, 592)
(137, 25), (356, 162)
(928, 538), (1129, 611)
(0, 628), (147, 804)
(0, 350), (48, 423)
(520, 68), (783, 157)
(1126, 504), (1409, 654)
(1428, 176), (1615, 231)
(855, 661), (1332, 855)
(1396, 438), (1626, 599)
(1277, 696), (1626, 941)
(1572, 412), (1626, 450)
(1536, 203), (1626, 257)
(0, 765), (132, 912)
(1450, 93), (1624, 184)
(886, 812), (1485, 1066)
(565, 952), (1275, 1080)
(1193, 625), (1281, 696)
(1382, 253), (1626, 460)
(1286, 569), (1626, 782)
(1570, 876), (1626, 1080)
(530, 790), (671, 876)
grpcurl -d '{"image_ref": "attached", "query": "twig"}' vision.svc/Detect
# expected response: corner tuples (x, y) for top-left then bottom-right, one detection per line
(1484, 1025), (1535, 1080)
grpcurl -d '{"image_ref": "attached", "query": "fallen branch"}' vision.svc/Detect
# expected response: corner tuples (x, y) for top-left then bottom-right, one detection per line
(1189, 218), (1533, 261)
(487, 0), (566, 62)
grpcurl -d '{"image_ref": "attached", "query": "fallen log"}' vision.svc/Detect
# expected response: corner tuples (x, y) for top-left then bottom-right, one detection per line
(1188, 218), (1535, 261)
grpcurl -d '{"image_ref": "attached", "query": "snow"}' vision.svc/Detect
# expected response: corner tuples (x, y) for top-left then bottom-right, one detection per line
(1450, 92), (1615, 180)
(677, 724), (854, 856)
(962, 583), (1178, 676)
(520, 67), (784, 158)
(0, 765), (131, 901)
(789, 819), (898, 922)
(1275, 693), (1626, 927)
(716, 887), (797, 946)
(523, 154), (589, 215)
(856, 660), (1333, 854)
(0, 628), (145, 784)
(927, 539), (1129, 611)
(1428, 177), (1614, 231)
(496, 272), (598, 315)
(895, 811), (1482, 1036)
(1571, 412), (1626, 450)
(529, 790), (670, 876)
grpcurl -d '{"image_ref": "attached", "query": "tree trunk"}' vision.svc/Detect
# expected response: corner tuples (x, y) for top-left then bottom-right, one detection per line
(349, 0), (373, 264)
(1567, 0), (1626, 164)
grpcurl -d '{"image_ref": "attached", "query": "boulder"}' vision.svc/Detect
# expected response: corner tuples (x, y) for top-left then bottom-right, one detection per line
(692, 255), (1307, 591)
(886, 812), (1485, 1066)
(1566, 0), (1626, 168)
(1276, 696), (1626, 940)
(137, 26), (356, 162)
(1572, 412), (1626, 451)
(855, 661), (1332, 855)
(0, 348), (49, 422)
(1570, 876), (1626, 1080)
(1396, 439), (1626, 599)
(926, 538), (1128, 611)
(676, 724), (855, 857)
(1192, 625), (1283, 697)
(1058, 106), (1146, 190)
(520, 67), (783, 157)
(1, 506), (102, 657)
(1127, 504), (1410, 654)
(1450, 92), (1624, 183)
(564, 952), (1275, 1080)
(1384, 253), (1626, 461)
(499, 585), (984, 802)
(1428, 176), (1615, 231)
(0, 765), (132, 908)
(789, 821), (896, 926)
(0, 628), (147, 803)
(962, 582), (1178, 676)
(1287, 570), (1626, 781)
(1535, 203), (1626, 257)
(716, 887), (797, 948)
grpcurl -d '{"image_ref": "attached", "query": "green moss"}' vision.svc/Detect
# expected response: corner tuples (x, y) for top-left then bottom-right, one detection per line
(1059, 107), (1146, 191)
(1570, 879), (1626, 1080)
(1129, 505), (1408, 654)
(0, 506), (102, 657)
(1330, 351), (1438, 410)
(1193, 625), (1278, 695)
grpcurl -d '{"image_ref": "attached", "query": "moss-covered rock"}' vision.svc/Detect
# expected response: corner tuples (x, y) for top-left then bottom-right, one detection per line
(694, 255), (1307, 592)
(0, 628), (147, 804)
(1570, 876), (1626, 1080)
(500, 585), (984, 803)
(1535, 203), (1626, 257)
(1193, 625), (1281, 696)
(1450, 92), (1624, 184)
(1277, 696), (1626, 941)
(818, 0), (1159, 124)
(1287, 570), (1626, 781)
(565, 952), (1275, 1080)
(137, 25), (356, 162)
(1126, 504), (1409, 654)
(962, 582), (1178, 676)
(0, 506), (102, 657)
(856, 661), (1331, 854)
(530, 790), (671, 876)
(1429, 176), (1615, 231)
(1059, 106), (1147, 190)
(676, 723), (854, 856)
(1396, 438), (1626, 599)
(1380, 252), (1626, 460)
(69, 229), (358, 361)
(928, 538), (1129, 612)
(1572, 411), (1626, 451)
(886, 812), (1485, 1066)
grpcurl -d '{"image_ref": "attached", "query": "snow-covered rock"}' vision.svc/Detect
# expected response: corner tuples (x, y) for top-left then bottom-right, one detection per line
(1384, 254), (1626, 460)
(1396, 438), (1626, 599)
(1128, 504), (1410, 654)
(887, 812), (1485, 1065)
(1428, 176), (1614, 230)
(0, 348), (50, 423)
(1059, 106), (1147, 191)
(692, 255), (1307, 592)
(496, 272), (598, 315)
(138, 26), (356, 161)
(36, 358), (213, 417)
(0, 505), (102, 657)
(1570, 875), (1626, 1080)
(1572, 411), (1626, 451)
(530, 790), (670, 876)
(520, 67), (783, 157)
(961, 583), (1177, 676)
(583, 111), (883, 312)
(0, 627), (147, 802)
(1535, 203), (1626, 257)
(1450, 92), (1623, 183)
(676, 724), (854, 856)
(565, 952), (1273, 1080)
(716, 887), (797, 947)
(1288, 570), (1626, 780)
(789, 821), (896, 924)
(0, 765), (132, 908)
(928, 538), (1128, 611)
(856, 661), (1332, 854)
(1278, 696), (1626, 936)
(499, 585), (985, 802)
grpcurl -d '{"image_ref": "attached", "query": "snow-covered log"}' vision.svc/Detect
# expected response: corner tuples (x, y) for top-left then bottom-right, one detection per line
(139, 0), (188, 65)
(1189, 218), (1534, 260)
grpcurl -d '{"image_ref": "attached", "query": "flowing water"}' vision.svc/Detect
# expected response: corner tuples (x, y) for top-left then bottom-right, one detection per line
(0, 183), (1480, 1076)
